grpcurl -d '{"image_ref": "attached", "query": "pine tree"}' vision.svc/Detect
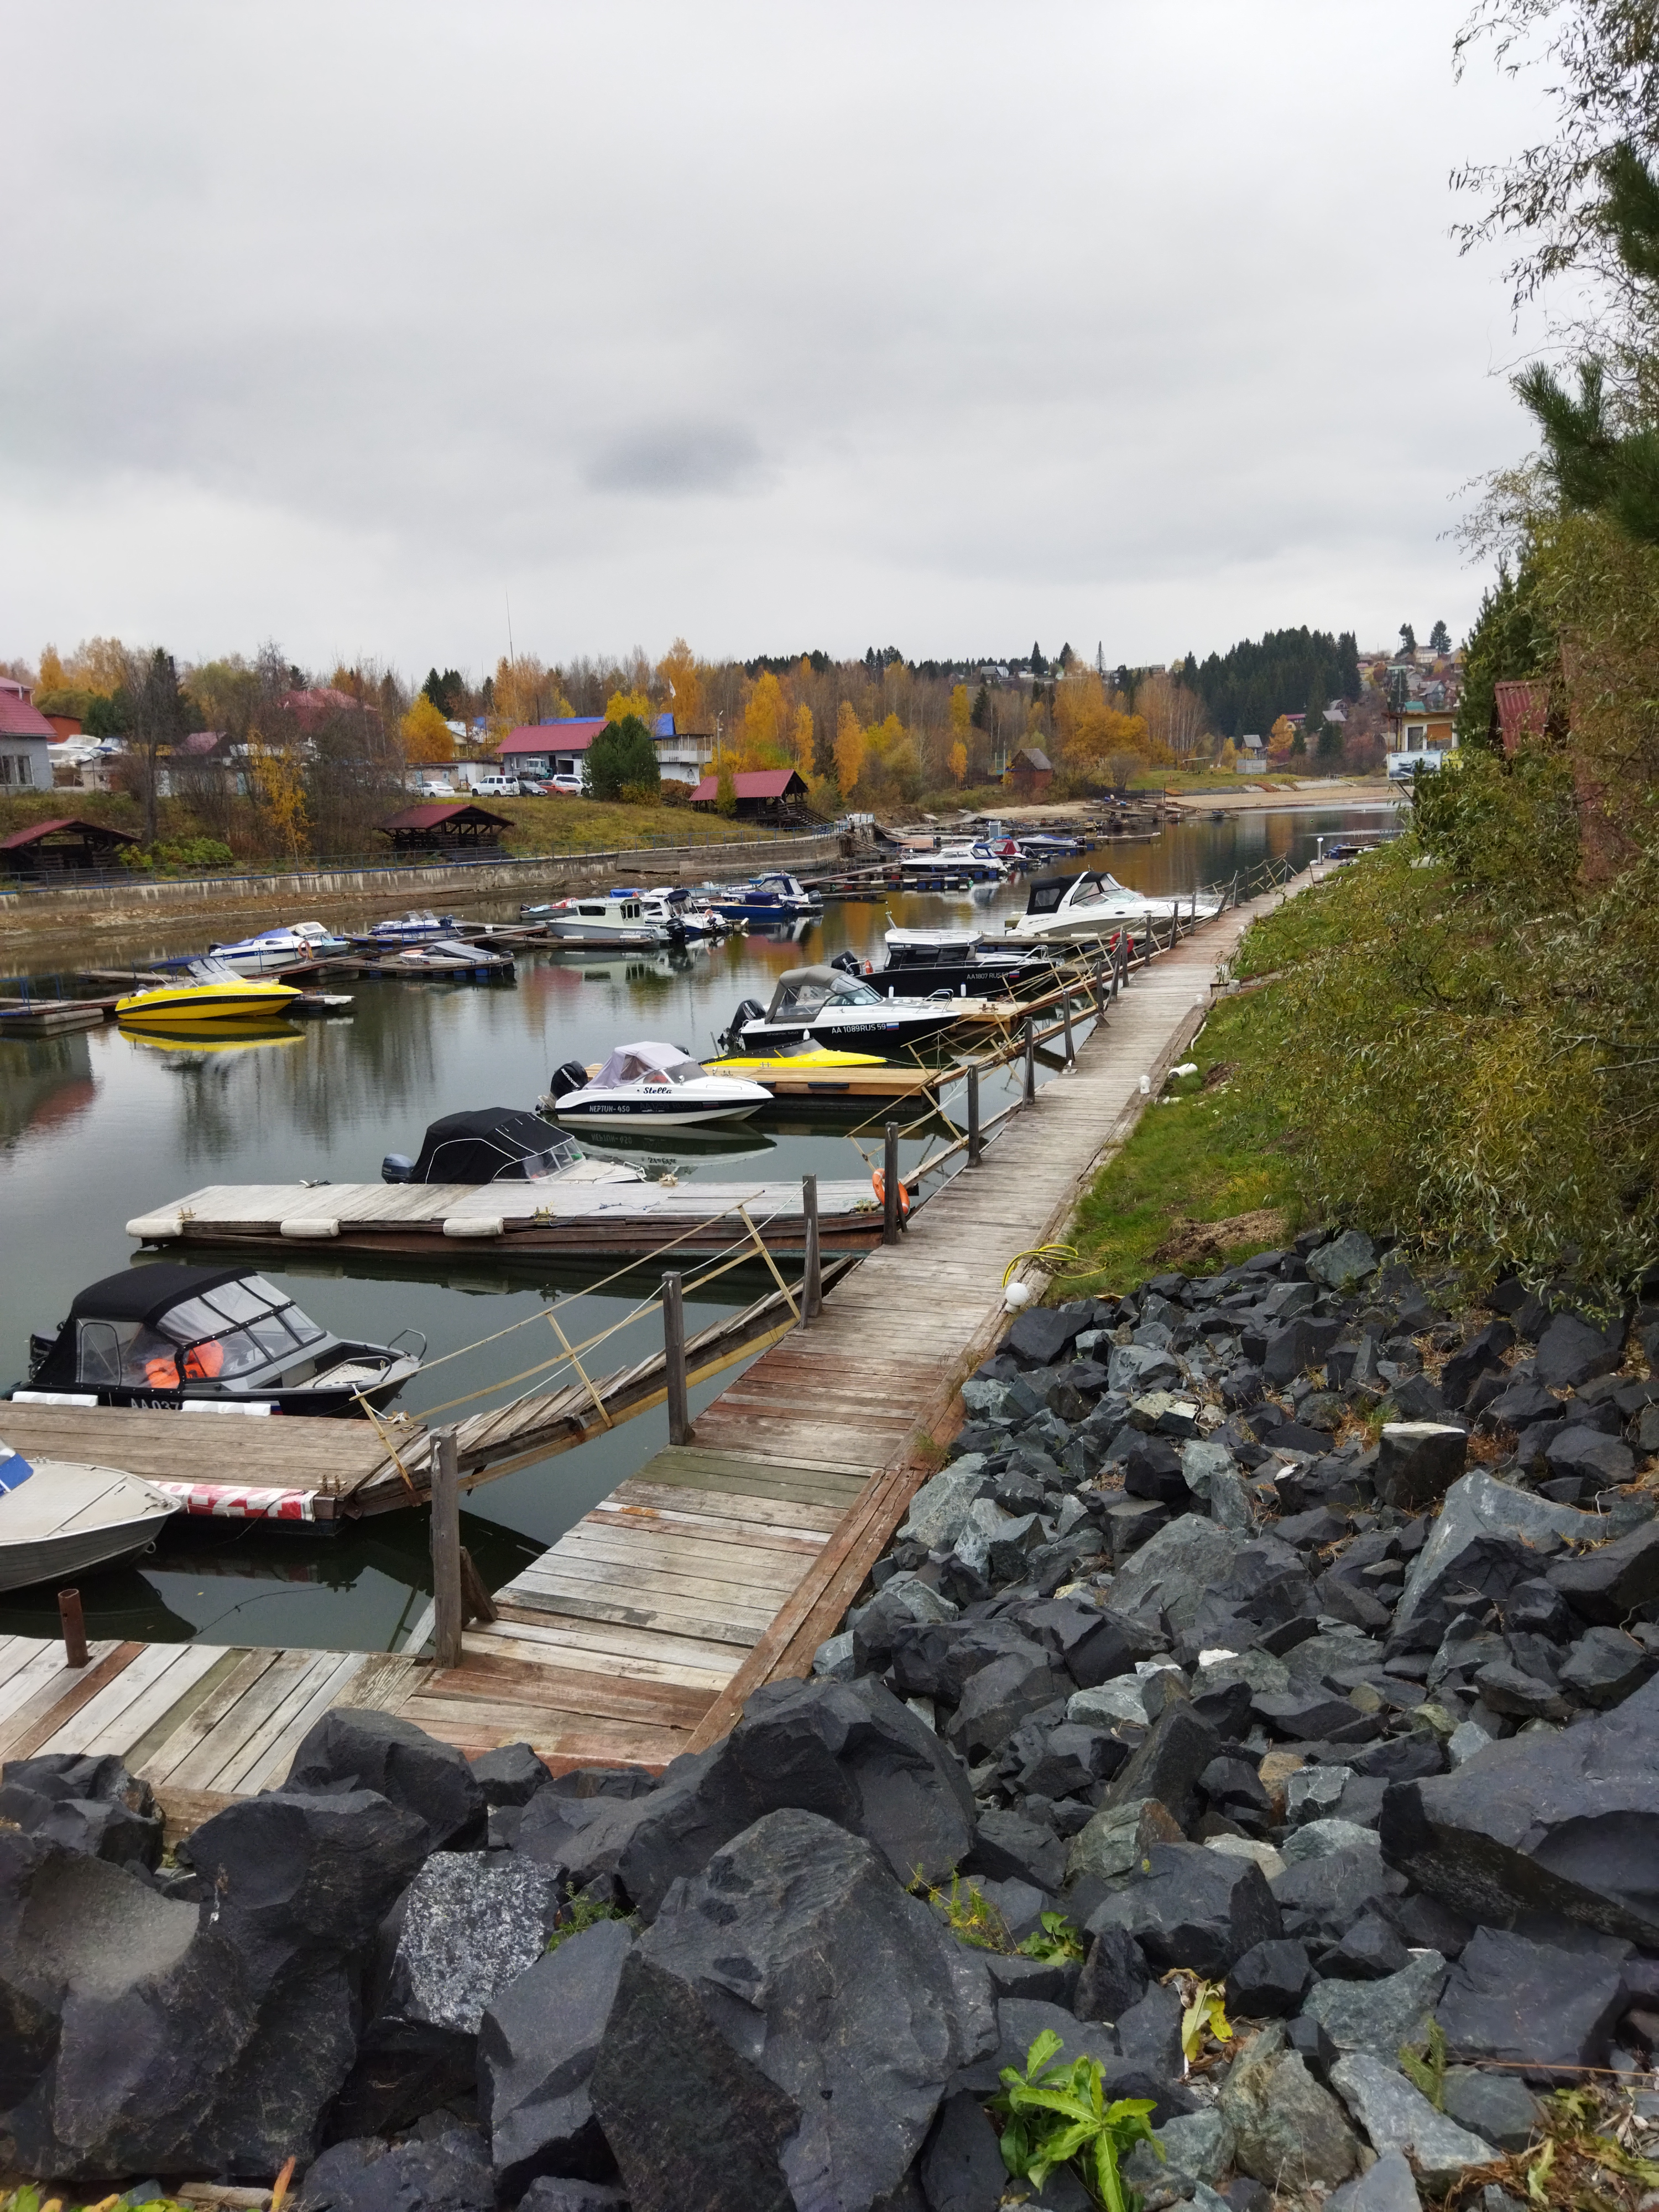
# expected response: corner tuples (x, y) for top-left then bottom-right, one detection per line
(1428, 620), (1451, 654)
(970, 684), (990, 731)
(1399, 622), (1417, 656)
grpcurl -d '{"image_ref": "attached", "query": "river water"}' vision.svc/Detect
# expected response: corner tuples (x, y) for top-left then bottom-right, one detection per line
(0, 801), (1396, 1651)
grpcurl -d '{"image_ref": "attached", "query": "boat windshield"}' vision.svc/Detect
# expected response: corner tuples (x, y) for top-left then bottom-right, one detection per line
(76, 1274), (330, 1389)
(182, 957), (247, 985)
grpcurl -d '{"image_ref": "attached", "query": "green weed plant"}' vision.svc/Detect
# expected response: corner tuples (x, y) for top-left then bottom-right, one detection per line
(990, 2030), (1161, 2212)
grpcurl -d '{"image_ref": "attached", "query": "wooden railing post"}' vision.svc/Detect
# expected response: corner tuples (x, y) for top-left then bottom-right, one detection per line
(662, 1270), (693, 1442)
(58, 1588), (88, 1669)
(967, 1062), (982, 1166)
(883, 1122), (901, 1244)
(1061, 990), (1075, 1065)
(1022, 1016), (1036, 1102)
(431, 1426), (463, 1670)
(801, 1178), (821, 1322)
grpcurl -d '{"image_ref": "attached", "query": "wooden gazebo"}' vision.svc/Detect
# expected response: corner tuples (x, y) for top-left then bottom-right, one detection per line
(0, 817), (139, 875)
(377, 801), (512, 854)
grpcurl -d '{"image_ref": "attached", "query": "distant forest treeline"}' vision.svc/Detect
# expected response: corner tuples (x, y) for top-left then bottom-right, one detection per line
(1184, 628), (1364, 740)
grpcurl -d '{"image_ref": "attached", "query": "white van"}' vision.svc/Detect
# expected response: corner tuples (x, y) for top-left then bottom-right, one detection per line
(471, 775), (521, 797)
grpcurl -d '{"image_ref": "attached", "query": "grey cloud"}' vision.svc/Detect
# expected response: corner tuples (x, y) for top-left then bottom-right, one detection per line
(585, 422), (769, 499)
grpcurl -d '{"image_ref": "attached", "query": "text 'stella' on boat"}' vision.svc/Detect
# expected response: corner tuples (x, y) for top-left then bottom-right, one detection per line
(14, 1265), (425, 1417)
(542, 1040), (771, 1128)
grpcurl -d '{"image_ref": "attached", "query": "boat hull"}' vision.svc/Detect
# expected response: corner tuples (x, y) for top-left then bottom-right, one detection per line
(0, 1460), (179, 1593)
(552, 1099), (764, 1129)
(116, 983), (302, 1022)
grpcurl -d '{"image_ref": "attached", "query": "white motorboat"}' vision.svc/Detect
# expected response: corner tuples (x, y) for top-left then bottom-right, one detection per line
(0, 1439), (179, 1592)
(722, 964), (963, 1055)
(383, 1107), (645, 1185)
(606, 885), (736, 939)
(364, 911), (461, 942)
(207, 922), (351, 972)
(898, 839), (1011, 886)
(1003, 871), (1222, 942)
(702, 872), (823, 922)
(544, 1040), (773, 1129)
(382, 937), (514, 974)
(540, 894), (674, 946)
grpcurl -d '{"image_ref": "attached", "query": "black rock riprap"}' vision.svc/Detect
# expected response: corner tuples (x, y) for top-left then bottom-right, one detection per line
(4, 1228), (1659, 2211)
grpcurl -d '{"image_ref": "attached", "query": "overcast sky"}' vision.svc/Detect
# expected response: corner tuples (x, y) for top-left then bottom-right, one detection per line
(1, 2), (1554, 679)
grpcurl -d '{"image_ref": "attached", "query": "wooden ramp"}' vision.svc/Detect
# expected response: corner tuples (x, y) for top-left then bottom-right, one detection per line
(0, 880), (1295, 1816)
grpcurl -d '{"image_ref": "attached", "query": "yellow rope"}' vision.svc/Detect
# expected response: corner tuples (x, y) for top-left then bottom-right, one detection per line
(1000, 1243), (1079, 1287)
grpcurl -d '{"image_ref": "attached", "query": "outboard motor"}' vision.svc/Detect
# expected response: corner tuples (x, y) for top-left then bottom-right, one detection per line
(545, 1060), (592, 1103)
(382, 1153), (414, 1183)
(723, 999), (764, 1051)
(829, 950), (862, 976)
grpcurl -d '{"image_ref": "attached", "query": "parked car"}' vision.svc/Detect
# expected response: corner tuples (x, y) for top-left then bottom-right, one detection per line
(471, 775), (521, 797)
(418, 780), (457, 798)
(548, 773), (585, 795)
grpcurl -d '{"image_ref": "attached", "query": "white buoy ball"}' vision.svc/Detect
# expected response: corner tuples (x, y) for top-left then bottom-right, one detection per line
(1004, 1280), (1034, 1310)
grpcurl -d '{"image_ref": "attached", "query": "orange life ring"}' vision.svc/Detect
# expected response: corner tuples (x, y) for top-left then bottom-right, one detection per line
(871, 1167), (910, 1217)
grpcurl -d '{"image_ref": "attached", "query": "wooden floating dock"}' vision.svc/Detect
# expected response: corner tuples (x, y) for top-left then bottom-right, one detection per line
(0, 1269), (844, 1521)
(125, 1175), (885, 1262)
(0, 875), (1301, 1818)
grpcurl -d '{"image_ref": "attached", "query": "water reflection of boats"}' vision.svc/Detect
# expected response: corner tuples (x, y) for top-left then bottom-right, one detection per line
(123, 1018), (306, 1061)
(575, 1123), (780, 1170)
(0, 1030), (95, 1145)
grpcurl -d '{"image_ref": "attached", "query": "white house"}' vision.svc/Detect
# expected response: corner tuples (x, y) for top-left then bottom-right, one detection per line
(0, 679), (55, 793)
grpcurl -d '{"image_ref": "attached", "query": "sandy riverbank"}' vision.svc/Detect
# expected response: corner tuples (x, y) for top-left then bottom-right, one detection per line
(1165, 777), (1397, 812)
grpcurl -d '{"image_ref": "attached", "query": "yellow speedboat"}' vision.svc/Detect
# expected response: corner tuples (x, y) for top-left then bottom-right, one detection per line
(116, 957), (302, 1025)
(703, 1044), (885, 1077)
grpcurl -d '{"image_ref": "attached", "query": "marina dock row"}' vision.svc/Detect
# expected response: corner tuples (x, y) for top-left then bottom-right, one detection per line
(0, 875), (1300, 1829)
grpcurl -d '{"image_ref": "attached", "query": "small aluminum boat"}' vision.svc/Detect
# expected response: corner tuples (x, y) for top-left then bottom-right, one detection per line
(0, 1439), (180, 1592)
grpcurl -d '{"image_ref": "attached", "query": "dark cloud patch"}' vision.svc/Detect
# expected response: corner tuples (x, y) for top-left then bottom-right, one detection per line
(585, 422), (768, 499)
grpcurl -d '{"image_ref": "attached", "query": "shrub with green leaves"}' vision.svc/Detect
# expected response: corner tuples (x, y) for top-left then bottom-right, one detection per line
(1232, 745), (1659, 1297)
(989, 2030), (1161, 2212)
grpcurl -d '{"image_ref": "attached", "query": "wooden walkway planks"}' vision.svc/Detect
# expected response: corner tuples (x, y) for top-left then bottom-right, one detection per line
(0, 879), (1300, 1812)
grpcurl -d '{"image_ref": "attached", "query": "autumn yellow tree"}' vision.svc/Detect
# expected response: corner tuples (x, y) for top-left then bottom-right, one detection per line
(605, 686), (655, 727)
(833, 700), (865, 796)
(656, 638), (705, 731)
(739, 671), (789, 766)
(491, 655), (568, 733)
(247, 733), (310, 858)
(1052, 667), (1147, 781)
(37, 645), (66, 693)
(950, 683), (971, 735)
(949, 738), (968, 785)
(791, 701), (813, 769)
(400, 693), (455, 759)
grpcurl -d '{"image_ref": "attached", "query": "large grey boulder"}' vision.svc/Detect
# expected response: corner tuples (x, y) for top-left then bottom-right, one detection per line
(1327, 2148), (1422, 2212)
(378, 1853), (560, 2048)
(1375, 1425), (1467, 1511)
(1218, 2021), (1359, 2190)
(1392, 1472), (1596, 1629)
(1535, 1313), (1620, 1391)
(0, 1754), (163, 1871)
(1109, 1516), (1251, 1635)
(552, 1675), (977, 1921)
(588, 1808), (995, 2212)
(1435, 1927), (1626, 2073)
(2, 1788), (429, 2180)
(1379, 1671), (1659, 1944)
(898, 1458), (990, 1552)
(291, 2126), (495, 2212)
(479, 1916), (635, 2200)
(1307, 1232), (1378, 1293)
(1085, 1842), (1280, 1979)
(1301, 1950), (1446, 2055)
(1548, 1521), (1659, 1625)
(283, 1707), (484, 1852)
(1329, 2052), (1495, 2188)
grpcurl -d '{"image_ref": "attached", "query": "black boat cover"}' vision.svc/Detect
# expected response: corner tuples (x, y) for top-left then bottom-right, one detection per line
(31, 1264), (278, 1388)
(410, 1106), (567, 1182)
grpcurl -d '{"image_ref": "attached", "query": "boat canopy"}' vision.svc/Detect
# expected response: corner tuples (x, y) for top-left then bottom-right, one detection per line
(884, 927), (981, 949)
(1021, 872), (1126, 916)
(32, 1264), (329, 1391)
(764, 966), (883, 1019)
(588, 1041), (702, 1089)
(409, 1106), (583, 1183)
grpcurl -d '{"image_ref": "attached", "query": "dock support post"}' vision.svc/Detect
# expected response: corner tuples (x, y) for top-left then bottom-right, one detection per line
(801, 1177), (821, 1322)
(58, 1588), (87, 1669)
(967, 1062), (982, 1166)
(883, 1121), (901, 1244)
(1023, 1016), (1036, 1103)
(662, 1270), (693, 1443)
(1061, 991), (1075, 1065)
(431, 1426), (463, 1670)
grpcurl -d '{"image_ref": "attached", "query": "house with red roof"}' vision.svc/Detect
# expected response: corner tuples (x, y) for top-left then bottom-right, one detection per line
(0, 679), (55, 795)
(496, 712), (713, 787)
(688, 766), (810, 818)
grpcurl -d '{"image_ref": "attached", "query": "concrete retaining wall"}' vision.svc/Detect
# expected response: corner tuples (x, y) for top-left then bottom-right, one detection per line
(0, 831), (848, 935)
